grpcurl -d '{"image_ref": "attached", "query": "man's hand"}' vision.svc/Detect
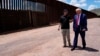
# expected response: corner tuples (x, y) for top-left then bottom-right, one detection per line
(58, 24), (61, 31)
(58, 28), (60, 31)
(82, 29), (86, 31)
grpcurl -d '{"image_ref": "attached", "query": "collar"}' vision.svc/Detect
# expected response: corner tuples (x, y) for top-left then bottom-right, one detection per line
(77, 13), (82, 16)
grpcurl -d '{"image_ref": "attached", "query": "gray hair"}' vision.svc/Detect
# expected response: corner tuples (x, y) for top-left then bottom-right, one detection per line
(75, 8), (82, 12)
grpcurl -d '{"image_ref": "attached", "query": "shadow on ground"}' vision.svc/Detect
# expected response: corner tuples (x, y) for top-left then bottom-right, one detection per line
(76, 46), (99, 52)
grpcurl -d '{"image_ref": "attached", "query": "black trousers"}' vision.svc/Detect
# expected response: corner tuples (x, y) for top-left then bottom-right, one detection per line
(73, 26), (86, 48)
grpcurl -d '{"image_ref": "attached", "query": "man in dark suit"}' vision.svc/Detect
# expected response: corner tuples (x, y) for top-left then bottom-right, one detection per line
(71, 8), (88, 51)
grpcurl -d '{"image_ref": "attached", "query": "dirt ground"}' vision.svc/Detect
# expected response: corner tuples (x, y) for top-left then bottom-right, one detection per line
(0, 18), (100, 56)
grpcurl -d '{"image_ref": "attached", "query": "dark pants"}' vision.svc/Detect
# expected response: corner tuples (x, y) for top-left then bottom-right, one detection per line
(73, 26), (86, 48)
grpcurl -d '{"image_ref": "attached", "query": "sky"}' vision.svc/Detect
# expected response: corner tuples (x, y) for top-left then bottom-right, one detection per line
(58, 0), (100, 11)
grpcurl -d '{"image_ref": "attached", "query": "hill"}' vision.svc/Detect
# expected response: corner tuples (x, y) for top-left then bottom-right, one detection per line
(90, 8), (100, 16)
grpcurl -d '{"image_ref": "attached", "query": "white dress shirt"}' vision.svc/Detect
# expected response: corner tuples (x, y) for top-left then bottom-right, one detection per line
(77, 14), (81, 26)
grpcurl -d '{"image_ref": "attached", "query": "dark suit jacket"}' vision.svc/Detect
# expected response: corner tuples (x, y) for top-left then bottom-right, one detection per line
(73, 13), (88, 31)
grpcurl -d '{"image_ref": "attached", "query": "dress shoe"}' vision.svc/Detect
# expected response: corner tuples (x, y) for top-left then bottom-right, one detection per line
(63, 45), (67, 47)
(82, 47), (86, 49)
(71, 48), (75, 51)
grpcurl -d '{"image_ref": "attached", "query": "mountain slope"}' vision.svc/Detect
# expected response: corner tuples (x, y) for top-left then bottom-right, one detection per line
(90, 8), (100, 16)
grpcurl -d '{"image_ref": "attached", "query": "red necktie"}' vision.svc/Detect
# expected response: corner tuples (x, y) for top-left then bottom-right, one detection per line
(76, 15), (79, 27)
